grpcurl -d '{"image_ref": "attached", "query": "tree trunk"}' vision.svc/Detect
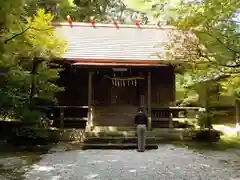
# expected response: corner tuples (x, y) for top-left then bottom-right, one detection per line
(236, 99), (240, 136)
(205, 86), (213, 144)
(29, 58), (43, 106)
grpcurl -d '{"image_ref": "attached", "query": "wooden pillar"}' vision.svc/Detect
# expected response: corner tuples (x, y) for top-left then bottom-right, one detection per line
(169, 111), (173, 128)
(60, 107), (64, 129)
(147, 71), (152, 130)
(87, 71), (93, 128)
(172, 66), (176, 106)
(170, 66), (175, 128)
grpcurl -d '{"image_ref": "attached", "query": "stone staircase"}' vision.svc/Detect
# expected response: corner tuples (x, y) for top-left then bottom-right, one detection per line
(82, 126), (194, 149)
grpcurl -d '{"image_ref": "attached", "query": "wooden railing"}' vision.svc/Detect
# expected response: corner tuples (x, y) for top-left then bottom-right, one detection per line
(46, 106), (89, 128)
(149, 107), (201, 128)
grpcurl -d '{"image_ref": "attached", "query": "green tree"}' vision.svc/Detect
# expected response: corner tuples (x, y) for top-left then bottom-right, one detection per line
(24, 0), (150, 24)
(129, 0), (240, 98)
(124, 0), (181, 24)
(166, 0), (240, 98)
(0, 4), (66, 123)
(25, 0), (77, 20)
(25, 0), (129, 22)
(131, 0), (240, 130)
(73, 0), (148, 23)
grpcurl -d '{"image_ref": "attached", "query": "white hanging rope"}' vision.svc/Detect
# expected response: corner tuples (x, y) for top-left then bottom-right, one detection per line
(104, 75), (144, 87)
(104, 75), (144, 81)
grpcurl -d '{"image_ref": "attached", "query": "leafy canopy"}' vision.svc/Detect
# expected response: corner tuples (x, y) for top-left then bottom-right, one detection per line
(0, 2), (66, 122)
(129, 0), (240, 99)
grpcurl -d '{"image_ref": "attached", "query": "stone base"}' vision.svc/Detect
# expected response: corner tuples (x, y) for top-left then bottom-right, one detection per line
(47, 129), (86, 142)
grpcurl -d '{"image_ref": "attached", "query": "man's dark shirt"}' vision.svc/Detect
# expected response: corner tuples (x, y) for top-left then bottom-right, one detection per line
(134, 112), (148, 126)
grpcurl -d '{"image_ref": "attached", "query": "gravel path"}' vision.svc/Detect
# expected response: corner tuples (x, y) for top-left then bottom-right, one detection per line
(21, 144), (240, 180)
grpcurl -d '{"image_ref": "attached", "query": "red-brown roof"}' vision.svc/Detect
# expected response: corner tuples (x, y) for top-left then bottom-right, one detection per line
(54, 22), (177, 66)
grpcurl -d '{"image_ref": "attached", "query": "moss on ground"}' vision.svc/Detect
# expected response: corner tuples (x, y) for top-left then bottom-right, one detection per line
(217, 135), (240, 149)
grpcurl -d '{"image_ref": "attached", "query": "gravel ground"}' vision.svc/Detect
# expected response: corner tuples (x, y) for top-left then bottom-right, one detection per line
(19, 144), (240, 180)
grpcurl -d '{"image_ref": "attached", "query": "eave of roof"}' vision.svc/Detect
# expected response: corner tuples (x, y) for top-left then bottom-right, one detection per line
(52, 22), (176, 30)
(64, 58), (186, 66)
(67, 58), (160, 63)
(72, 62), (167, 67)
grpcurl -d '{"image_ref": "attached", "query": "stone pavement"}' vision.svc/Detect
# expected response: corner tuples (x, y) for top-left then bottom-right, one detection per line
(23, 144), (240, 180)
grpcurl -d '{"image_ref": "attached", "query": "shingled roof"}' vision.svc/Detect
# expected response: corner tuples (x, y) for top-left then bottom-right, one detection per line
(54, 22), (175, 65)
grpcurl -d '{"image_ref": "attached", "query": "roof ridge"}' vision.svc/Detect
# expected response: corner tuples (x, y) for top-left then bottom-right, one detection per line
(52, 22), (176, 29)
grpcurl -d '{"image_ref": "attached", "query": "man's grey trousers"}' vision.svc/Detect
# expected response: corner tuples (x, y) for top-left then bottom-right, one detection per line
(137, 124), (147, 152)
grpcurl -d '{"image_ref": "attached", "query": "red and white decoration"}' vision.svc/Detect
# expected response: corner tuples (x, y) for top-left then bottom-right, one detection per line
(113, 17), (120, 29)
(136, 19), (141, 28)
(67, 15), (73, 27)
(90, 16), (96, 27)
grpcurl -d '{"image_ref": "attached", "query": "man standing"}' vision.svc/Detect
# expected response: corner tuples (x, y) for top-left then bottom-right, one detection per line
(134, 108), (148, 152)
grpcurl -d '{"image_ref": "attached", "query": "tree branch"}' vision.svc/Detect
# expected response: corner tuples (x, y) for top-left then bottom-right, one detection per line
(4, 26), (54, 44)
(4, 27), (31, 44)
(197, 51), (240, 68)
(198, 30), (240, 54)
(223, 63), (240, 68)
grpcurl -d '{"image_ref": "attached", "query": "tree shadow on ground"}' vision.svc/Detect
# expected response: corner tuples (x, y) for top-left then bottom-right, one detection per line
(0, 151), (43, 180)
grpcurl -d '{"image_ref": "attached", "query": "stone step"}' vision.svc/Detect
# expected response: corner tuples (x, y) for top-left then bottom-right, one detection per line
(91, 126), (136, 132)
(85, 129), (190, 137)
(81, 143), (158, 150)
(85, 129), (194, 141)
(90, 126), (180, 132)
(85, 131), (163, 138)
(85, 131), (137, 137)
(84, 137), (158, 144)
(89, 126), (191, 132)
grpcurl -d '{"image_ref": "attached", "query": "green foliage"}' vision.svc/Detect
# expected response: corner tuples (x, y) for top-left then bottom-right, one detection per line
(175, 73), (199, 105)
(25, 0), (134, 23)
(73, 0), (123, 22)
(131, 0), (240, 100)
(124, 0), (181, 24)
(197, 109), (218, 129)
(71, 0), (150, 23)
(218, 135), (240, 149)
(25, 0), (77, 21)
(25, 0), (151, 24)
(167, 0), (240, 99)
(0, 5), (66, 123)
(220, 76), (240, 99)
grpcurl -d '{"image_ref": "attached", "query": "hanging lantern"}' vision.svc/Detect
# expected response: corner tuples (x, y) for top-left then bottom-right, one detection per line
(67, 15), (73, 26)
(90, 16), (96, 27)
(136, 19), (141, 27)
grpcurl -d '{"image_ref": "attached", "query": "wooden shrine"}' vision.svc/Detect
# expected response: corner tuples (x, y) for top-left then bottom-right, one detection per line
(49, 21), (186, 129)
